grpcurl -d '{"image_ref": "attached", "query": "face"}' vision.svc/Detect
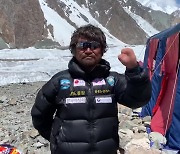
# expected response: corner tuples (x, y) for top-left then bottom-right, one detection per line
(74, 38), (103, 70)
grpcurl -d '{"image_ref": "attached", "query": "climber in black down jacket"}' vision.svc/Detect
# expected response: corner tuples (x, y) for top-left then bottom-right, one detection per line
(31, 24), (151, 154)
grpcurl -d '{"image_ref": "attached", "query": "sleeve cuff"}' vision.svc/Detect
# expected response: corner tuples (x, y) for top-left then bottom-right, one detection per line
(125, 63), (142, 74)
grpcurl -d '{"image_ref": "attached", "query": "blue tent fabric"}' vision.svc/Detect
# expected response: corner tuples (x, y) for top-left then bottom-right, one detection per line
(150, 23), (180, 39)
(166, 71), (180, 150)
(141, 23), (180, 150)
(141, 37), (168, 116)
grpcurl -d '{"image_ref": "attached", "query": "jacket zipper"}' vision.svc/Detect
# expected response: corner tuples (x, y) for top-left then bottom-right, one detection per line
(87, 81), (95, 154)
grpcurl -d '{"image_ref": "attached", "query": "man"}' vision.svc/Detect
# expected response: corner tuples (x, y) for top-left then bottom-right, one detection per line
(31, 24), (151, 154)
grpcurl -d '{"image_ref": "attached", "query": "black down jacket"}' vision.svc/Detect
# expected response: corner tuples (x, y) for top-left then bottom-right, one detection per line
(31, 57), (151, 154)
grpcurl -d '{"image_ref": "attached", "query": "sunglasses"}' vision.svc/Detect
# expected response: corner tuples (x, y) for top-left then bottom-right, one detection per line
(76, 41), (101, 50)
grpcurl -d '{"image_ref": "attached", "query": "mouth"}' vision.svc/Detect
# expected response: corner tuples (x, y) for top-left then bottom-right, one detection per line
(83, 56), (94, 60)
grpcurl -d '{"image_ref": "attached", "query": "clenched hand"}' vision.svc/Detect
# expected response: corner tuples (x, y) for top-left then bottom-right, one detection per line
(118, 48), (138, 69)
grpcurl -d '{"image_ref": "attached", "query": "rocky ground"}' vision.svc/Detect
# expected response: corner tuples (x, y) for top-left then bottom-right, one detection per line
(0, 82), (173, 154)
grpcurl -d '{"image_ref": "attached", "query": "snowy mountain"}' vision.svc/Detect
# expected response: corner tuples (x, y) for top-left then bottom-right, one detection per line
(0, 0), (179, 86)
(135, 0), (180, 14)
(0, 0), (179, 49)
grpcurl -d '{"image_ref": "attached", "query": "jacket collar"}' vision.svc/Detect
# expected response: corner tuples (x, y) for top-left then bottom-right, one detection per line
(68, 57), (111, 80)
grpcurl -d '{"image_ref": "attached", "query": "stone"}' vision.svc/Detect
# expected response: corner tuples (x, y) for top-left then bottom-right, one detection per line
(29, 129), (39, 139)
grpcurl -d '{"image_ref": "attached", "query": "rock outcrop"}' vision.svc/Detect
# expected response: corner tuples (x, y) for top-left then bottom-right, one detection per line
(0, 0), (179, 48)
(0, 0), (44, 48)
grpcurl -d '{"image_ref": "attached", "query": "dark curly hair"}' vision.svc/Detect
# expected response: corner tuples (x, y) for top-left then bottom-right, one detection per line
(69, 24), (107, 54)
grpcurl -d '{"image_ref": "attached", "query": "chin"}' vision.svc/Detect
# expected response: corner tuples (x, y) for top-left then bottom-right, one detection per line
(83, 63), (95, 67)
(82, 59), (95, 65)
(81, 61), (95, 68)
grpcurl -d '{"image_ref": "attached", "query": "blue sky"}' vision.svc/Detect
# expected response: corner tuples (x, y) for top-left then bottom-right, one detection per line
(176, 0), (180, 6)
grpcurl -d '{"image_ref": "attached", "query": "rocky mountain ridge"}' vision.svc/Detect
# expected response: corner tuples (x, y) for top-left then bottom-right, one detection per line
(0, 0), (179, 49)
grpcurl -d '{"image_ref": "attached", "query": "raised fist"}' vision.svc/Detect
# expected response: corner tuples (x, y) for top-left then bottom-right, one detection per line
(118, 48), (138, 69)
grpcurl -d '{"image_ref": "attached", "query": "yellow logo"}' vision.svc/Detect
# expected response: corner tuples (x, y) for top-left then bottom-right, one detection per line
(70, 91), (86, 96)
(94, 89), (110, 94)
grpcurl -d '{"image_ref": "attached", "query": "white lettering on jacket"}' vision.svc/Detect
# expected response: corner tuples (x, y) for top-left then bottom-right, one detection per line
(95, 97), (112, 103)
(66, 97), (86, 104)
(92, 78), (106, 86)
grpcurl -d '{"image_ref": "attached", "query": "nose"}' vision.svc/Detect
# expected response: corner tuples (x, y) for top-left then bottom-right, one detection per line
(84, 47), (93, 54)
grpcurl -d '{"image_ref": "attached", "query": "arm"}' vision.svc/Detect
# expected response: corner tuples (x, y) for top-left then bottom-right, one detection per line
(31, 79), (58, 141)
(115, 66), (151, 108)
(115, 48), (151, 108)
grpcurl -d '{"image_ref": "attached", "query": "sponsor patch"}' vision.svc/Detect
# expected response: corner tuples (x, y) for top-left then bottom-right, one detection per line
(94, 89), (110, 94)
(95, 97), (112, 103)
(73, 79), (85, 86)
(60, 79), (71, 89)
(92, 78), (106, 86)
(70, 91), (86, 96)
(107, 76), (115, 86)
(66, 97), (86, 104)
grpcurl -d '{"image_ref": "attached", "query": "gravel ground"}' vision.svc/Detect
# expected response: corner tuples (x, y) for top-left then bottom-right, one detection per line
(0, 82), (168, 154)
(0, 81), (51, 154)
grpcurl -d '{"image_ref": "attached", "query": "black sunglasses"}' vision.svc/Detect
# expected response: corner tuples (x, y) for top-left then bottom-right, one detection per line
(76, 41), (101, 50)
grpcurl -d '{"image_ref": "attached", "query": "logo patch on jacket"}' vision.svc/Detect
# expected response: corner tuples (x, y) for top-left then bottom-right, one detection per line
(92, 78), (106, 86)
(66, 97), (86, 104)
(60, 79), (71, 89)
(94, 89), (110, 94)
(95, 97), (112, 103)
(107, 76), (115, 86)
(73, 79), (85, 86)
(70, 91), (86, 96)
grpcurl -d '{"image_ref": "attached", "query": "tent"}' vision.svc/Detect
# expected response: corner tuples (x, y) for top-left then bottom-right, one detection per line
(141, 23), (180, 150)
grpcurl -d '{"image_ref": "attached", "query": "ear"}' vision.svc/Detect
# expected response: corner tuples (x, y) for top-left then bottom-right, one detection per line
(71, 48), (76, 55)
(69, 46), (75, 55)
(101, 49), (105, 56)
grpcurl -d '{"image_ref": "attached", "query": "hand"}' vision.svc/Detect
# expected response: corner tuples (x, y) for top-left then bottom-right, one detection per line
(118, 48), (138, 69)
